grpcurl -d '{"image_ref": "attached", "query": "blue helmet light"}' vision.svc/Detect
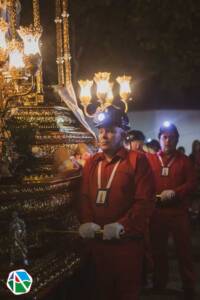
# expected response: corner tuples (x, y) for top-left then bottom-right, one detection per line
(97, 112), (106, 122)
(147, 138), (152, 143)
(94, 105), (130, 130)
(163, 121), (171, 128)
(158, 122), (179, 139)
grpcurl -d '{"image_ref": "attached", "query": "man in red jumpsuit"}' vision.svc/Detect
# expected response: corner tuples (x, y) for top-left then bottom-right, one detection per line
(124, 129), (146, 151)
(147, 122), (197, 300)
(78, 105), (155, 300)
(125, 129), (154, 286)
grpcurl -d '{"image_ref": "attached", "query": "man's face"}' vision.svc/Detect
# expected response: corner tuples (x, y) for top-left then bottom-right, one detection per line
(130, 140), (144, 151)
(98, 126), (124, 152)
(160, 132), (178, 154)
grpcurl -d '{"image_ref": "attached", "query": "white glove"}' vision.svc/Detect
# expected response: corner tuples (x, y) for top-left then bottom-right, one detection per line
(79, 222), (101, 239)
(103, 223), (124, 240)
(160, 190), (175, 202)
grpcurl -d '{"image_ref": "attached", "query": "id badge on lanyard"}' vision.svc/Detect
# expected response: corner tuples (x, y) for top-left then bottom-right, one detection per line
(158, 154), (175, 177)
(161, 167), (169, 176)
(96, 160), (121, 206)
(96, 189), (109, 206)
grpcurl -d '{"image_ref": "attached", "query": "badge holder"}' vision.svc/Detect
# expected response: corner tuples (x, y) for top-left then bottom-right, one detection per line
(96, 189), (109, 206)
(161, 167), (169, 176)
(96, 160), (121, 207)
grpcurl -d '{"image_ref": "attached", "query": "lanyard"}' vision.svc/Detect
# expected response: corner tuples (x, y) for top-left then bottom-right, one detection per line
(157, 154), (175, 168)
(97, 160), (121, 189)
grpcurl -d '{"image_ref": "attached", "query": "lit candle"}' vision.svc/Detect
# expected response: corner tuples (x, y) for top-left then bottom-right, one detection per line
(8, 40), (24, 69)
(17, 25), (42, 56)
(78, 80), (93, 105)
(94, 72), (111, 101)
(0, 18), (8, 64)
(116, 75), (132, 101)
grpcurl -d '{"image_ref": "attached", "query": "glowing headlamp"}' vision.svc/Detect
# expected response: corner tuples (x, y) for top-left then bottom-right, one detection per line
(163, 121), (171, 128)
(97, 112), (106, 122)
(158, 121), (179, 139)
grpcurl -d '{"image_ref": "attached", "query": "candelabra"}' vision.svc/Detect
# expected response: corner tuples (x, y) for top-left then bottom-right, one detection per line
(0, 1), (94, 298)
(0, 0), (42, 110)
(78, 72), (132, 117)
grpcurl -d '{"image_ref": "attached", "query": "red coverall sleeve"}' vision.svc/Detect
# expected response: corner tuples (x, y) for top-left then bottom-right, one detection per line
(78, 158), (94, 224)
(118, 154), (155, 236)
(174, 158), (197, 199)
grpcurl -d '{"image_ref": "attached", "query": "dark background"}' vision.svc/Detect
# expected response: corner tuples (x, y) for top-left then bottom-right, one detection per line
(20, 0), (200, 110)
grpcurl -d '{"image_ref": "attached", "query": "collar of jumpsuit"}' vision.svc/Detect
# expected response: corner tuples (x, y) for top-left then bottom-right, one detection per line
(94, 147), (128, 164)
(157, 149), (179, 163)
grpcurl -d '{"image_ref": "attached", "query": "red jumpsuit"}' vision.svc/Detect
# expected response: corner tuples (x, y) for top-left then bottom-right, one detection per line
(79, 147), (155, 300)
(147, 150), (197, 290)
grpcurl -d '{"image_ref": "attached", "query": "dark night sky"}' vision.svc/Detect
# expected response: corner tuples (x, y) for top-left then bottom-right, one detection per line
(20, 0), (200, 110)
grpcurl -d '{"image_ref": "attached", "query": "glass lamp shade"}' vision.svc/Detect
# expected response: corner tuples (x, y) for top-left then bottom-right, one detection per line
(78, 80), (93, 106)
(0, 18), (8, 66)
(17, 25), (42, 56)
(116, 75), (132, 101)
(94, 72), (111, 101)
(8, 40), (25, 79)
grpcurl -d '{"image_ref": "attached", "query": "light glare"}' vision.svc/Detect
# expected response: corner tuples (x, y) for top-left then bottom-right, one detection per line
(0, 30), (7, 49)
(96, 79), (109, 95)
(9, 49), (25, 69)
(163, 121), (171, 128)
(98, 112), (105, 122)
(22, 35), (40, 56)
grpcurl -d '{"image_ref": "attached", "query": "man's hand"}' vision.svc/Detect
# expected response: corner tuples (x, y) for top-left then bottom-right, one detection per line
(79, 222), (101, 239)
(103, 223), (124, 240)
(160, 190), (175, 202)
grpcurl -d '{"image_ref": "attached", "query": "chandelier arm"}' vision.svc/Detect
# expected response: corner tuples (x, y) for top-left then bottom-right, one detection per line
(3, 76), (35, 112)
(13, 76), (36, 98)
(32, 0), (41, 29)
(32, 0), (43, 96)
(122, 100), (128, 113)
(55, 0), (65, 86)
(62, 0), (72, 87)
(7, 0), (17, 39)
(83, 105), (96, 118)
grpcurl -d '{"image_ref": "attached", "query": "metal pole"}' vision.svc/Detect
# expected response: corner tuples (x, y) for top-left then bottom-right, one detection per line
(55, 0), (65, 86)
(7, 0), (17, 39)
(62, 0), (72, 87)
(32, 0), (44, 101)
